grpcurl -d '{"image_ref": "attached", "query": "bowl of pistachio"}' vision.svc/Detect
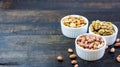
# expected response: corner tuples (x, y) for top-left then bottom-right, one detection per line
(89, 20), (118, 45)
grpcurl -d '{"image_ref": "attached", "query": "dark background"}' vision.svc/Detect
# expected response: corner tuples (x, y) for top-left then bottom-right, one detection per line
(0, 0), (120, 67)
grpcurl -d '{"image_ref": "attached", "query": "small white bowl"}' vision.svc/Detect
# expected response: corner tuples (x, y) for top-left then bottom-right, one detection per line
(60, 15), (89, 38)
(75, 33), (106, 61)
(89, 24), (118, 45)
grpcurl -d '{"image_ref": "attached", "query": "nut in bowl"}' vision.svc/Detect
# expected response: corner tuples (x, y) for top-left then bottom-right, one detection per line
(60, 15), (89, 38)
(75, 33), (106, 61)
(89, 20), (118, 45)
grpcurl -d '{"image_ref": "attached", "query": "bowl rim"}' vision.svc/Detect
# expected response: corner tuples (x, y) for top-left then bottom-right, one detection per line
(61, 15), (89, 29)
(75, 33), (106, 51)
(89, 23), (118, 37)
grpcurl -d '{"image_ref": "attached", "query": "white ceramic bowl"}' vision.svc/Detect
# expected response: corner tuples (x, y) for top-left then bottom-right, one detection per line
(60, 15), (89, 38)
(89, 24), (118, 45)
(75, 33), (106, 61)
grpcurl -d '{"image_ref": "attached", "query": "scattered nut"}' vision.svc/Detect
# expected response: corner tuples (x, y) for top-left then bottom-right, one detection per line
(74, 64), (79, 67)
(116, 55), (120, 62)
(110, 47), (115, 53)
(62, 15), (86, 28)
(77, 34), (104, 50)
(71, 60), (78, 65)
(69, 54), (77, 59)
(57, 56), (63, 62)
(114, 43), (120, 47)
(90, 20), (115, 36)
(116, 38), (120, 43)
(68, 48), (74, 53)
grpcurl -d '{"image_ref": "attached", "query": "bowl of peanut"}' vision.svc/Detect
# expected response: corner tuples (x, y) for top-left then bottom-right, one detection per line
(60, 15), (89, 38)
(89, 20), (118, 45)
(75, 33), (106, 61)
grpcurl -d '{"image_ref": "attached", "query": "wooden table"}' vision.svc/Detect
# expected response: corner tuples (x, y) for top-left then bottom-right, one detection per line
(0, 0), (120, 67)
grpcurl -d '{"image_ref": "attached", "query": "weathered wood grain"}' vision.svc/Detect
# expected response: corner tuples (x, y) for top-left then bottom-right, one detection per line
(0, 10), (119, 67)
(0, 35), (74, 66)
(0, 10), (120, 23)
(0, 22), (61, 35)
(0, 0), (120, 67)
(0, 0), (120, 10)
(0, 35), (120, 67)
(0, 35), (74, 49)
(0, 22), (119, 36)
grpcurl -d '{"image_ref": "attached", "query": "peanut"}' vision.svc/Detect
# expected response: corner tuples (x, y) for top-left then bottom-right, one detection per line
(74, 64), (79, 67)
(69, 54), (77, 59)
(114, 43), (120, 47)
(57, 56), (63, 62)
(116, 55), (120, 62)
(71, 60), (78, 65)
(77, 34), (104, 50)
(116, 38), (120, 43)
(68, 48), (73, 53)
(110, 47), (115, 53)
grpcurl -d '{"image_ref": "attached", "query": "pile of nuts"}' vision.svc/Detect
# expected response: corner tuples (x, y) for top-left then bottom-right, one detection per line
(57, 48), (79, 67)
(57, 38), (120, 66)
(77, 34), (104, 50)
(90, 20), (115, 36)
(62, 16), (86, 28)
(59, 15), (120, 64)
